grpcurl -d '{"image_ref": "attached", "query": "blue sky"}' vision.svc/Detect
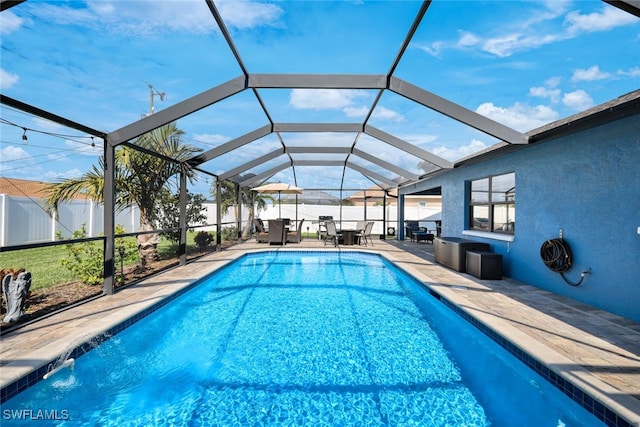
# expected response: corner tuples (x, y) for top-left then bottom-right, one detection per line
(1, 0), (638, 197)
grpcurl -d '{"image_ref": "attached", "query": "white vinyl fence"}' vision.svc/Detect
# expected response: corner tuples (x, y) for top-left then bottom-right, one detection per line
(1, 194), (441, 247)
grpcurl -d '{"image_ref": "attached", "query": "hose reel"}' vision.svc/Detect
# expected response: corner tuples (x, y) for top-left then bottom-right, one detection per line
(540, 238), (590, 287)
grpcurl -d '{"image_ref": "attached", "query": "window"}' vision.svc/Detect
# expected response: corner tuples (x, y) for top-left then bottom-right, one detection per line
(469, 172), (515, 234)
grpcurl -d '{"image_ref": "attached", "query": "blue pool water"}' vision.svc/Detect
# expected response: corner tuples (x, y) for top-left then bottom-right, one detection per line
(3, 252), (603, 426)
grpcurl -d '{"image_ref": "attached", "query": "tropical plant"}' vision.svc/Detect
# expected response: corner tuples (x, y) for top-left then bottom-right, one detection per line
(154, 189), (207, 244)
(44, 122), (201, 265)
(213, 181), (272, 239)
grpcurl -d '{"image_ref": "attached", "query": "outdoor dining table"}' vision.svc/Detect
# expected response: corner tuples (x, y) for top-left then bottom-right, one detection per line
(339, 228), (361, 245)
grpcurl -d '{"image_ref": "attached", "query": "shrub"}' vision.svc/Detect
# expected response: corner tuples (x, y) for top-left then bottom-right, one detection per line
(221, 226), (238, 241)
(57, 224), (103, 286)
(57, 224), (136, 286)
(194, 231), (214, 251)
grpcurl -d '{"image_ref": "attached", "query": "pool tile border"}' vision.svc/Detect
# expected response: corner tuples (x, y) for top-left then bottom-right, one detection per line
(428, 290), (633, 427)
(1, 247), (637, 427)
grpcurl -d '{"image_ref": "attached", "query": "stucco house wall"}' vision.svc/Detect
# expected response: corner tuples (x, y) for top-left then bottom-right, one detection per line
(400, 113), (640, 322)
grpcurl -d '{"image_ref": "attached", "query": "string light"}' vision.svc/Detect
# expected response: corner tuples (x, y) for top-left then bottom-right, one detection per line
(1, 118), (100, 148)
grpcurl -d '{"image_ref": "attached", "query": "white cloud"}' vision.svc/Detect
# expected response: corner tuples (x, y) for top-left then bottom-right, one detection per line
(564, 6), (638, 35)
(0, 145), (29, 163)
(33, 1), (283, 37)
(476, 102), (559, 132)
(422, 3), (637, 59)
(562, 90), (594, 111)
(529, 86), (561, 103)
(216, 1), (284, 30)
(432, 139), (488, 161)
(482, 33), (558, 58)
(0, 69), (19, 89)
(0, 10), (24, 34)
(571, 65), (611, 82)
(415, 41), (445, 57)
(457, 31), (479, 48)
(343, 106), (368, 118)
(545, 76), (562, 88)
(371, 106), (405, 122)
(617, 67), (640, 78)
(290, 89), (367, 110)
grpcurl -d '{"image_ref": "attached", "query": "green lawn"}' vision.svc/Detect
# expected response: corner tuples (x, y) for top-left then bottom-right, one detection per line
(1, 231), (217, 291)
(1, 245), (78, 291)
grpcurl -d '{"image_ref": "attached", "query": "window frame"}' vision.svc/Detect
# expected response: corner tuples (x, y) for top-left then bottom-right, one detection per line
(468, 172), (515, 235)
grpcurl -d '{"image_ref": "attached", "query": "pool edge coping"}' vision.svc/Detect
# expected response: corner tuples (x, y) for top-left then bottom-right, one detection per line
(1, 245), (638, 426)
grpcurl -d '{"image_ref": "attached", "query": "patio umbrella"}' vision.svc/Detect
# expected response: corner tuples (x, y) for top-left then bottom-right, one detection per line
(251, 182), (303, 218)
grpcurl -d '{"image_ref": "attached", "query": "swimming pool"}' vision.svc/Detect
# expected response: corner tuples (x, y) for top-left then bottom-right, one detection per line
(2, 251), (603, 426)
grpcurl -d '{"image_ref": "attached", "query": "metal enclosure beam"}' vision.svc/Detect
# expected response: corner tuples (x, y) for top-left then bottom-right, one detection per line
(352, 148), (420, 181)
(389, 77), (529, 145)
(189, 124), (272, 165)
(294, 160), (346, 167)
(239, 161), (292, 186)
(178, 171), (187, 266)
(347, 162), (398, 187)
(1, 94), (105, 138)
(102, 139), (115, 295)
(365, 125), (453, 168)
(109, 76), (247, 145)
(604, 0), (640, 17)
(219, 148), (285, 181)
(286, 146), (352, 154)
(273, 123), (363, 132)
(248, 74), (387, 89)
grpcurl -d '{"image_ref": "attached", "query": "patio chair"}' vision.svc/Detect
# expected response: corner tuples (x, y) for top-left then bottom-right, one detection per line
(253, 219), (269, 243)
(323, 221), (342, 247)
(268, 219), (286, 245)
(286, 218), (305, 243)
(357, 221), (375, 246)
(405, 224), (429, 242)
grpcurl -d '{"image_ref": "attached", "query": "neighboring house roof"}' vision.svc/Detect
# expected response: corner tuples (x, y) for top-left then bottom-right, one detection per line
(281, 190), (340, 205)
(348, 187), (442, 200)
(0, 177), (89, 200)
(0, 177), (52, 198)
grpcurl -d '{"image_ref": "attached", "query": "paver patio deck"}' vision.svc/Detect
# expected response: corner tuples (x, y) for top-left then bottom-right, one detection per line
(1, 238), (639, 425)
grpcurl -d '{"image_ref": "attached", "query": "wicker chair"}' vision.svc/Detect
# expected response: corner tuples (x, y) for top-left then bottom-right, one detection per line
(268, 219), (286, 245)
(253, 219), (269, 243)
(286, 219), (305, 243)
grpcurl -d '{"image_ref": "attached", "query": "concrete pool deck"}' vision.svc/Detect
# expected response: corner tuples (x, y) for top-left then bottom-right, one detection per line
(1, 239), (639, 425)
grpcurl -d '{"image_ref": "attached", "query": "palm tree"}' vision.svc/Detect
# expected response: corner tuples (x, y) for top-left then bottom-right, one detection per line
(216, 181), (272, 239)
(45, 122), (201, 265)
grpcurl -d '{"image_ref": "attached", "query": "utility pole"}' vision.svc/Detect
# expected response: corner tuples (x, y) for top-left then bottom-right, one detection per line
(148, 84), (166, 115)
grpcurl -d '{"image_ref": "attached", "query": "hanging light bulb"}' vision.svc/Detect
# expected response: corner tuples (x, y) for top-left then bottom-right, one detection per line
(21, 128), (28, 143)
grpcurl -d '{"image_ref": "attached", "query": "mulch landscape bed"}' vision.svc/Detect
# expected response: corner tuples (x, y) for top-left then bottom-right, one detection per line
(0, 244), (234, 333)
